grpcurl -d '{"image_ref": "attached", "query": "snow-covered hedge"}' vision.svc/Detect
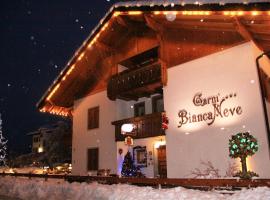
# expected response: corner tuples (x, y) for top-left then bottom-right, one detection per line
(0, 177), (269, 200)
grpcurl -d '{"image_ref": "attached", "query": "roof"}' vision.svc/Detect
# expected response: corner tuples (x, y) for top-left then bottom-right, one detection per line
(37, 0), (270, 117)
(116, 0), (268, 6)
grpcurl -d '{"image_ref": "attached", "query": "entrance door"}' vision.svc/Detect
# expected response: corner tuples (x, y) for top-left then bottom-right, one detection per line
(157, 145), (167, 178)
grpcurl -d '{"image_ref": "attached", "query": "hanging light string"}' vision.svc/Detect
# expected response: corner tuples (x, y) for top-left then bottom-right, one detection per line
(40, 2), (270, 116)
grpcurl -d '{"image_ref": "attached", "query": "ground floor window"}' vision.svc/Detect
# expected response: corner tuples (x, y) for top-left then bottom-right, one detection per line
(87, 148), (99, 171)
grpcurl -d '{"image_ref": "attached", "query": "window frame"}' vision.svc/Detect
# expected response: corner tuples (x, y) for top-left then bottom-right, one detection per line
(134, 102), (145, 117)
(152, 95), (164, 113)
(87, 106), (99, 130)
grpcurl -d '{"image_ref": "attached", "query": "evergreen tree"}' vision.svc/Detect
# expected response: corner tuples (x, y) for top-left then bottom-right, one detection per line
(121, 151), (142, 177)
(0, 114), (8, 166)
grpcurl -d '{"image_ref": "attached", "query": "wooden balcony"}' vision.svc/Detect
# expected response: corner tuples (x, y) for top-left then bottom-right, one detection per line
(112, 112), (165, 142)
(107, 62), (164, 101)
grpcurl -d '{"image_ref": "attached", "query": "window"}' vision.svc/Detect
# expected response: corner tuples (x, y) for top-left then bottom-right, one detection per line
(87, 148), (99, 171)
(88, 106), (99, 130)
(133, 146), (147, 168)
(152, 95), (164, 113)
(134, 102), (145, 117)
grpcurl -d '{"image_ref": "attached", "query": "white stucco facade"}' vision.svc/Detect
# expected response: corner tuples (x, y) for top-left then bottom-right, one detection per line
(72, 42), (270, 178)
(164, 42), (270, 178)
(72, 91), (117, 175)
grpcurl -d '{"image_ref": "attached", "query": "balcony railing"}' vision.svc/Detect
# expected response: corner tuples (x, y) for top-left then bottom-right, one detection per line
(112, 112), (165, 141)
(107, 62), (162, 100)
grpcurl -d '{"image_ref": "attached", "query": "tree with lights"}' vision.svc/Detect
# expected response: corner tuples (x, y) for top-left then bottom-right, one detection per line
(0, 114), (8, 166)
(121, 151), (143, 177)
(229, 132), (259, 179)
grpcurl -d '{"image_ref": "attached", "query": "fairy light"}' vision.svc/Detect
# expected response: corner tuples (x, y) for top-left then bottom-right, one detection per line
(113, 11), (121, 17)
(128, 11), (143, 15)
(230, 11), (236, 16)
(237, 11), (244, 16)
(182, 11), (211, 15)
(46, 83), (60, 101)
(251, 11), (259, 16)
(101, 22), (109, 31)
(42, 5), (270, 117)
(78, 52), (85, 61)
(68, 65), (76, 75)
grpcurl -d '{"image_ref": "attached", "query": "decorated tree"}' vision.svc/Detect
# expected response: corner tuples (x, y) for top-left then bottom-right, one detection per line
(121, 151), (143, 177)
(229, 132), (259, 178)
(0, 114), (8, 166)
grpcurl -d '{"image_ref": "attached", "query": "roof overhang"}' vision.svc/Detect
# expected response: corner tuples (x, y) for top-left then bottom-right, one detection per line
(37, 0), (270, 117)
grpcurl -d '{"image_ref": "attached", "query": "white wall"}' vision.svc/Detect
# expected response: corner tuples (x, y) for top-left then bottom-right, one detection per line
(72, 91), (117, 175)
(164, 42), (270, 178)
(116, 136), (165, 178)
(253, 44), (270, 131)
(116, 94), (160, 120)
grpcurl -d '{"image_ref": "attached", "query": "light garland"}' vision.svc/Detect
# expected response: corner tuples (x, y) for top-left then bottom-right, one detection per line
(41, 7), (270, 115)
(46, 83), (60, 101)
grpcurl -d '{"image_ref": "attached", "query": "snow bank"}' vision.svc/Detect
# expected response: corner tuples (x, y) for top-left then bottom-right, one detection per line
(0, 177), (269, 200)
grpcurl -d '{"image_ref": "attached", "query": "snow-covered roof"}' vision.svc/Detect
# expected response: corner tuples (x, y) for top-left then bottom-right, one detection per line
(115, 0), (269, 7)
(37, 0), (270, 115)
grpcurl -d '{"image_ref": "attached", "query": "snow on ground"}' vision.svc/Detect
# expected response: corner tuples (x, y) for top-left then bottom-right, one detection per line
(0, 176), (269, 200)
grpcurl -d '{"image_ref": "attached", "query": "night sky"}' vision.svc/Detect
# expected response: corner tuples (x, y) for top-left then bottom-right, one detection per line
(0, 0), (120, 156)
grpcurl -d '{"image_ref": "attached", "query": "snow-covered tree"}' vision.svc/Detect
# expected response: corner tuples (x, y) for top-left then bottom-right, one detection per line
(0, 114), (8, 166)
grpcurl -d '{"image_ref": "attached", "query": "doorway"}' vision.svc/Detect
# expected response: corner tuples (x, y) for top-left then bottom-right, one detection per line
(157, 145), (167, 178)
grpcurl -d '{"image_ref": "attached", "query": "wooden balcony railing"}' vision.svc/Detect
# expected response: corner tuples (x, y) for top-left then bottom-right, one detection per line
(112, 112), (165, 141)
(107, 62), (163, 101)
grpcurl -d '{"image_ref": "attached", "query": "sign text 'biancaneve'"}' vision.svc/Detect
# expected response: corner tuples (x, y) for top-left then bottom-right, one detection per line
(178, 92), (243, 128)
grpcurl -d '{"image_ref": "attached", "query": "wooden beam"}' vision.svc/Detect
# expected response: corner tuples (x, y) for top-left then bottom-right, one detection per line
(116, 16), (131, 27)
(144, 15), (164, 33)
(165, 23), (236, 32)
(95, 41), (115, 53)
(234, 17), (263, 51)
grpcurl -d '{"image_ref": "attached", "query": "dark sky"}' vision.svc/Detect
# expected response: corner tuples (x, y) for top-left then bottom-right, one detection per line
(0, 0), (120, 155)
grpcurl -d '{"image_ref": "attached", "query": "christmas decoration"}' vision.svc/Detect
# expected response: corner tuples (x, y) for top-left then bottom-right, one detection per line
(0, 114), (8, 166)
(124, 136), (134, 146)
(121, 151), (143, 177)
(229, 132), (259, 179)
(161, 112), (169, 130)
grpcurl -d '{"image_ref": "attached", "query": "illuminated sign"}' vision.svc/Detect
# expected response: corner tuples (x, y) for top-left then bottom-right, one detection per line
(178, 92), (242, 128)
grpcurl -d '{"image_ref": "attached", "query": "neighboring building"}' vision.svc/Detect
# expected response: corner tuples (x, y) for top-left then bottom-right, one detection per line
(28, 121), (72, 163)
(37, 1), (270, 178)
(29, 131), (44, 153)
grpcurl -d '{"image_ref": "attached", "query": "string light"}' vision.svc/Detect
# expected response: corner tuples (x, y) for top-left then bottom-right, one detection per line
(237, 11), (244, 16)
(128, 11), (143, 15)
(251, 11), (259, 16)
(182, 11), (211, 15)
(78, 52), (85, 61)
(113, 11), (121, 17)
(42, 5), (269, 116)
(46, 83), (60, 100)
